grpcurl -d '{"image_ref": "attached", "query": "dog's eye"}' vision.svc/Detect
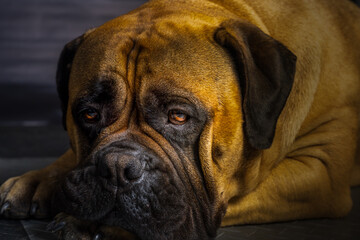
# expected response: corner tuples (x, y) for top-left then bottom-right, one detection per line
(82, 108), (100, 123)
(168, 110), (188, 125)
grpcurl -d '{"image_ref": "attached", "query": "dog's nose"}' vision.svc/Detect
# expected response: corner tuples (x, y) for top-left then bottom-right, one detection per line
(96, 152), (144, 185)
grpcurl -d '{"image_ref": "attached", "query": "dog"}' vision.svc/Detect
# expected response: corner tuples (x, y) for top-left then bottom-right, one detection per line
(1, 0), (360, 239)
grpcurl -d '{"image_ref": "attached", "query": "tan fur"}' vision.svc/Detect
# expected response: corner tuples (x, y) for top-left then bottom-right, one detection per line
(0, 0), (359, 236)
(217, 0), (360, 225)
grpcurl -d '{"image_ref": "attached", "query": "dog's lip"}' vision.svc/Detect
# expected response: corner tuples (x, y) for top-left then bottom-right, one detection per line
(57, 155), (208, 239)
(57, 167), (118, 220)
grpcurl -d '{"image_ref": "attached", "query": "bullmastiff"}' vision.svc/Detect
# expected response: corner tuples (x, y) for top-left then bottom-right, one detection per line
(1, 0), (360, 239)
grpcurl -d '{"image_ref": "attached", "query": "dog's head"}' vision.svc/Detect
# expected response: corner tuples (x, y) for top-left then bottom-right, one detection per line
(54, 2), (296, 239)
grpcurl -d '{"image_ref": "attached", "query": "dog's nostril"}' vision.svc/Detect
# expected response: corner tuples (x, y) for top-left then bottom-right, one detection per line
(96, 152), (144, 184)
(124, 162), (143, 180)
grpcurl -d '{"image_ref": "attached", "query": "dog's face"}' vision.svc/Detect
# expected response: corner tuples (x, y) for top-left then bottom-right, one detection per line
(54, 4), (296, 239)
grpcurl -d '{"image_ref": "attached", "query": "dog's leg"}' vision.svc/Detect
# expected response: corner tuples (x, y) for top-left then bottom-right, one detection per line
(47, 213), (138, 240)
(350, 123), (360, 186)
(0, 149), (77, 219)
(222, 109), (358, 225)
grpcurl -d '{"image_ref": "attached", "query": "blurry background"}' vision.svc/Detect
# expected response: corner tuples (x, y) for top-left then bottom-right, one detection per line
(0, 0), (359, 240)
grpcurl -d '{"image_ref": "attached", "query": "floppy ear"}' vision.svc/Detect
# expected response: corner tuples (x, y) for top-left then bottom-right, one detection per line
(56, 30), (94, 130)
(214, 20), (297, 150)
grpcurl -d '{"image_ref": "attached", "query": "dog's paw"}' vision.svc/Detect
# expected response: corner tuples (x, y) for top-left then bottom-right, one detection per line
(0, 169), (58, 219)
(48, 213), (139, 240)
(47, 213), (96, 240)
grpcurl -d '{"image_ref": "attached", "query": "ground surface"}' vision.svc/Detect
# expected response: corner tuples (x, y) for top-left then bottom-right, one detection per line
(1, 0), (359, 239)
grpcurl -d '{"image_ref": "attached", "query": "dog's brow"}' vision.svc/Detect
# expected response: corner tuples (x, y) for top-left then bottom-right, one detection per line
(82, 79), (118, 104)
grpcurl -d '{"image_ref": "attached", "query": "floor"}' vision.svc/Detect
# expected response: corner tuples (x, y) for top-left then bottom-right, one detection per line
(0, 0), (360, 239)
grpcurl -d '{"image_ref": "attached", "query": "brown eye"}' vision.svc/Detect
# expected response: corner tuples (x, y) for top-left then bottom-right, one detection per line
(168, 110), (188, 125)
(83, 109), (100, 123)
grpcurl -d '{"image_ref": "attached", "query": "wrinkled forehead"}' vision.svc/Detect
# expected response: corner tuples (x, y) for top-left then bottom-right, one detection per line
(137, 25), (234, 99)
(68, 8), (237, 109)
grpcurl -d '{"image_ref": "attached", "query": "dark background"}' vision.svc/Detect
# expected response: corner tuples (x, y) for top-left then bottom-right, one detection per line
(0, 0), (359, 239)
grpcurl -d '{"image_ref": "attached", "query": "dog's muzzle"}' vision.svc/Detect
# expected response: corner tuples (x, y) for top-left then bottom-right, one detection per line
(94, 141), (148, 188)
(53, 136), (205, 239)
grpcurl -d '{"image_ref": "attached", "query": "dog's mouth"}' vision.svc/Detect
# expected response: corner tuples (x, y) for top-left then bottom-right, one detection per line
(107, 170), (190, 238)
(53, 142), (211, 240)
(57, 167), (189, 239)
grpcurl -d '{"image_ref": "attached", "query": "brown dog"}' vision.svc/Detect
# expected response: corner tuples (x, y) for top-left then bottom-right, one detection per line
(1, 0), (360, 239)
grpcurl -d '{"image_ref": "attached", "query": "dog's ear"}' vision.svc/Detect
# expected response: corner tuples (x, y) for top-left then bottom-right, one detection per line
(56, 29), (94, 130)
(214, 20), (296, 150)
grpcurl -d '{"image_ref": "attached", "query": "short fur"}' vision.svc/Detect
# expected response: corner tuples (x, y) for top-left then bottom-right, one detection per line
(1, 0), (359, 239)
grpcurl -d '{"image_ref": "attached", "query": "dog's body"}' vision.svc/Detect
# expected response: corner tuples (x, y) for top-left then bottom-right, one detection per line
(1, 0), (360, 239)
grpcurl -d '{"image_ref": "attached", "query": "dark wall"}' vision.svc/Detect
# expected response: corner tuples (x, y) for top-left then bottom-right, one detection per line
(0, 0), (147, 86)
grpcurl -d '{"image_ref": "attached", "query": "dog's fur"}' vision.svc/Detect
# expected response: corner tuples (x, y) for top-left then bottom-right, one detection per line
(1, 0), (360, 239)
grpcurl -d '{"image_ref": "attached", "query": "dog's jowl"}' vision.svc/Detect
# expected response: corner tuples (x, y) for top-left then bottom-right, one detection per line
(1, 0), (360, 239)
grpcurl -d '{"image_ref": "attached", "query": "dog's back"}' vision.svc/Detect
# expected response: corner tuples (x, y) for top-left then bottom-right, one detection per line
(215, 0), (360, 184)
